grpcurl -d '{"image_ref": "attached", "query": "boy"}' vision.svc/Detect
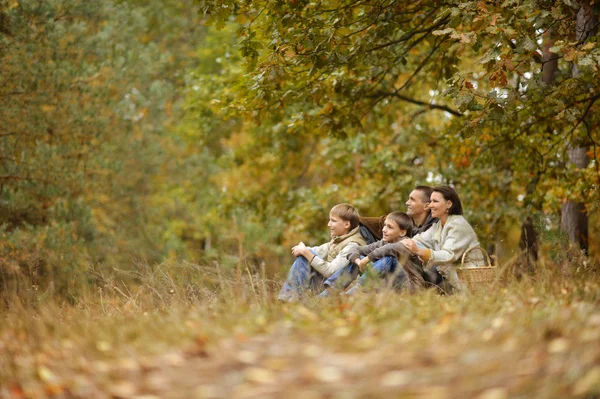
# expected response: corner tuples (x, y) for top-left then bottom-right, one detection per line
(278, 203), (366, 302)
(319, 212), (418, 295)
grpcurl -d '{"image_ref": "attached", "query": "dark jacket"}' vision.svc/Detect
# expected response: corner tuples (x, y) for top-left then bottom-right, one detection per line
(412, 213), (438, 236)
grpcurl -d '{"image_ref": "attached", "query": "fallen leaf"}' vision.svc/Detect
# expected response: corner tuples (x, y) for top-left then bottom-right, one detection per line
(548, 338), (569, 353)
(381, 370), (410, 387)
(573, 366), (600, 396)
(334, 326), (350, 337)
(237, 350), (258, 364)
(96, 340), (112, 352)
(529, 297), (540, 306)
(164, 352), (185, 367)
(477, 387), (508, 399)
(110, 380), (137, 398)
(37, 366), (56, 383)
(245, 367), (276, 384)
(302, 344), (321, 358)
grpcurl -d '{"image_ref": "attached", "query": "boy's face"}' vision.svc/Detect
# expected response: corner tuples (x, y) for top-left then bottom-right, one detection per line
(328, 213), (351, 237)
(382, 217), (407, 243)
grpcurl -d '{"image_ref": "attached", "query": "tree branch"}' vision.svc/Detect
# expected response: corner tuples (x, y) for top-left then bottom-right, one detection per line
(367, 13), (448, 53)
(370, 91), (463, 116)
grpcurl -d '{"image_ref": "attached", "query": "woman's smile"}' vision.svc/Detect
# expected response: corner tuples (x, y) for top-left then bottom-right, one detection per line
(429, 192), (451, 221)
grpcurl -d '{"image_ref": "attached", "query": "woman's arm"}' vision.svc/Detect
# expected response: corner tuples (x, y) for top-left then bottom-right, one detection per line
(426, 219), (479, 267)
(402, 239), (432, 261)
(412, 226), (436, 249)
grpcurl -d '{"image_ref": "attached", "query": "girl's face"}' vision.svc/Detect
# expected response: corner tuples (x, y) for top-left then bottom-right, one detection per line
(429, 191), (453, 220)
(382, 217), (407, 243)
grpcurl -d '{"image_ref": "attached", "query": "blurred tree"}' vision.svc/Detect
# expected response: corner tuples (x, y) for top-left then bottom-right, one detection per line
(560, 0), (597, 255)
(0, 0), (204, 295)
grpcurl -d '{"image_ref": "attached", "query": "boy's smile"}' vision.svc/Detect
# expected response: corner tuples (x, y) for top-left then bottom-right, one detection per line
(328, 213), (351, 237)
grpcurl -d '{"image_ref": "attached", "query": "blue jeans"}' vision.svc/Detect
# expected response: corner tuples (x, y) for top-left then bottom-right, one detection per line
(324, 256), (405, 291)
(278, 250), (325, 301)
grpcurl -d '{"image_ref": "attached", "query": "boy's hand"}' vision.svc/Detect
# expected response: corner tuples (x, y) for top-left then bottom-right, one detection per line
(291, 242), (307, 257)
(355, 257), (370, 273)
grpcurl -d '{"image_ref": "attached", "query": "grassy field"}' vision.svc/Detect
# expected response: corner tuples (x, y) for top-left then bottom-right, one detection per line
(2, 260), (600, 398)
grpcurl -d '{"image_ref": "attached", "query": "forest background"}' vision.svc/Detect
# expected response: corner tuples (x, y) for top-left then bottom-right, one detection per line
(2, 0), (600, 397)
(1, 0), (598, 297)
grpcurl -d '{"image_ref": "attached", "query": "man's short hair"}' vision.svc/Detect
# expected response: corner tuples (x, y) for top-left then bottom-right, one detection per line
(330, 203), (360, 230)
(414, 185), (433, 203)
(386, 211), (414, 237)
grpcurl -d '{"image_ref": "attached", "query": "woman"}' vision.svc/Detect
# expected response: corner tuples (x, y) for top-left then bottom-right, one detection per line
(401, 186), (484, 294)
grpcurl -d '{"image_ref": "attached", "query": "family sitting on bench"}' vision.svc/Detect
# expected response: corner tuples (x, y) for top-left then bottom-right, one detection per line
(278, 185), (484, 302)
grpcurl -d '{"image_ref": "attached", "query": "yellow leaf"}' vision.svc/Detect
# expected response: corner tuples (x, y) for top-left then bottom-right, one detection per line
(477, 387), (508, 399)
(37, 366), (56, 383)
(40, 105), (56, 113)
(381, 370), (411, 387)
(564, 49), (578, 62)
(573, 367), (600, 396)
(548, 338), (569, 353)
(245, 367), (276, 384)
(581, 42), (596, 51)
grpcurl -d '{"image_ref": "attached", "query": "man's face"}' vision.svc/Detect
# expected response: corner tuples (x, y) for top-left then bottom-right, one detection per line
(328, 213), (351, 237)
(405, 189), (430, 219)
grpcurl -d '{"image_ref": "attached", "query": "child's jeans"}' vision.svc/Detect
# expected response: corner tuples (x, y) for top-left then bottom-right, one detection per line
(322, 256), (406, 292)
(278, 250), (325, 301)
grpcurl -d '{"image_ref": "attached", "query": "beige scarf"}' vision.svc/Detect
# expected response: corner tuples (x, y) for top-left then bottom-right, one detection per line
(326, 226), (366, 261)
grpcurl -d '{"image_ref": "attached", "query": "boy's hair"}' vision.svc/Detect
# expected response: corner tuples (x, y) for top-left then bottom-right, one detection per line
(330, 203), (360, 230)
(386, 211), (414, 237)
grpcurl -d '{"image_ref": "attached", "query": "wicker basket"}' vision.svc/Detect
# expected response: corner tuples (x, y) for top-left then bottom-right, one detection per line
(456, 246), (496, 290)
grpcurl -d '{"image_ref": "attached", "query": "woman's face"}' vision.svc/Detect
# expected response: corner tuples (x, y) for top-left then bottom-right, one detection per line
(382, 217), (406, 243)
(429, 191), (453, 220)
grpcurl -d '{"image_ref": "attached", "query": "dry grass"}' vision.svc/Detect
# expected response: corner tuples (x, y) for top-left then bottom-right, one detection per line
(1, 258), (600, 398)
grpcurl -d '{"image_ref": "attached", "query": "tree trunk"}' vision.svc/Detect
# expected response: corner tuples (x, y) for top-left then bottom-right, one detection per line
(560, 0), (597, 255)
(541, 30), (558, 85)
(517, 28), (559, 267)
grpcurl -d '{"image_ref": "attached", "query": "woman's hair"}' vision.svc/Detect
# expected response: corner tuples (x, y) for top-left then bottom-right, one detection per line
(432, 185), (463, 215)
(386, 211), (414, 237)
(330, 203), (360, 230)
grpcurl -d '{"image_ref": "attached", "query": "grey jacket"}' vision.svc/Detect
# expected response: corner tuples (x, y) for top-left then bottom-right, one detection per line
(346, 238), (420, 265)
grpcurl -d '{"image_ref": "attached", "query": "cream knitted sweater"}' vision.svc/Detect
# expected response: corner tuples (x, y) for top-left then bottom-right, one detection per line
(309, 226), (366, 278)
(412, 215), (484, 268)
